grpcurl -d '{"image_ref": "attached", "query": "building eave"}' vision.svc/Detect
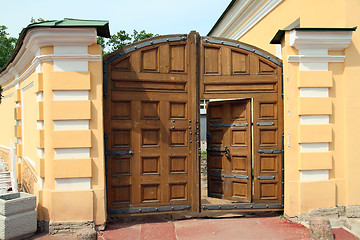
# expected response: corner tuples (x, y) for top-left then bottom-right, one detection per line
(0, 18), (110, 76)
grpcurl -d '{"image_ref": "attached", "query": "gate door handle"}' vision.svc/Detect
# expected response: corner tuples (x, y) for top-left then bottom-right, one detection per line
(106, 150), (134, 156)
(225, 146), (230, 158)
(208, 146), (230, 158)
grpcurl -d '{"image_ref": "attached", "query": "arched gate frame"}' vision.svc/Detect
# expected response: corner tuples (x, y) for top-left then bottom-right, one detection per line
(103, 31), (283, 215)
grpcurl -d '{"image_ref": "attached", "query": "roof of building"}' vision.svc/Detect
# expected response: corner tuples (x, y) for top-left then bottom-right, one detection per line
(25, 18), (110, 37)
(0, 18), (110, 73)
(207, 0), (236, 36)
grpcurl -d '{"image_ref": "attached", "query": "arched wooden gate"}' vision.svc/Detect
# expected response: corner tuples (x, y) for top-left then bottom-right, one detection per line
(103, 31), (283, 215)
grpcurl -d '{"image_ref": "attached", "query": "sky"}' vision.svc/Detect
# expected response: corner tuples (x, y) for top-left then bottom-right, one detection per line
(1, 0), (231, 38)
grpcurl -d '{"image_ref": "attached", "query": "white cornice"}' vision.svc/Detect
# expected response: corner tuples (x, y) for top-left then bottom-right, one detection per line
(289, 30), (353, 51)
(3, 54), (101, 90)
(211, 0), (265, 38)
(0, 28), (98, 86)
(229, 0), (284, 40)
(289, 29), (353, 71)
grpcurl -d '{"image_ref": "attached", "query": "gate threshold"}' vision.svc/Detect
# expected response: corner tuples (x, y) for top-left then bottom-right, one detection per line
(201, 203), (283, 211)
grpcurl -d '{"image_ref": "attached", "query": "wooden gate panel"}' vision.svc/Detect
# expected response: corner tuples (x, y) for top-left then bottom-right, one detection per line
(253, 95), (283, 203)
(201, 37), (283, 206)
(104, 34), (199, 213)
(201, 46), (279, 97)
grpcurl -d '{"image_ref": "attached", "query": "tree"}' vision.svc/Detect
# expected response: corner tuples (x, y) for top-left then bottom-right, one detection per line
(0, 25), (17, 103)
(98, 29), (158, 56)
(30, 17), (46, 23)
(0, 26), (17, 70)
(0, 85), (2, 104)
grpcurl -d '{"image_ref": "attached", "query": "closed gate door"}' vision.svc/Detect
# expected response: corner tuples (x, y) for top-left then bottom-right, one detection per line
(104, 33), (200, 214)
(207, 99), (252, 202)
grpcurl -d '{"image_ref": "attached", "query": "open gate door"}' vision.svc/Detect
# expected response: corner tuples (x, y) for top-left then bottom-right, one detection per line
(207, 99), (252, 202)
(103, 32), (200, 215)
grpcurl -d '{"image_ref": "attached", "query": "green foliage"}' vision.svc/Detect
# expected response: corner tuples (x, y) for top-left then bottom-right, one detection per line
(107, 30), (132, 52)
(132, 30), (157, 43)
(98, 29), (158, 56)
(201, 151), (207, 159)
(0, 25), (17, 70)
(0, 85), (2, 104)
(30, 17), (46, 23)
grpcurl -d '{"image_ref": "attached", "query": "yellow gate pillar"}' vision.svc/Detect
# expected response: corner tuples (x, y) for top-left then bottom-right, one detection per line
(281, 28), (354, 217)
(0, 19), (109, 233)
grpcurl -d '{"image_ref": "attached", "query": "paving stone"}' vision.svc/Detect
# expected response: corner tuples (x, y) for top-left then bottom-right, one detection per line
(309, 217), (334, 240)
(346, 206), (360, 218)
(76, 228), (97, 240)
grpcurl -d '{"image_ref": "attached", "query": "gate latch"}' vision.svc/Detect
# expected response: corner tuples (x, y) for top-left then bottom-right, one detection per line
(208, 146), (230, 158)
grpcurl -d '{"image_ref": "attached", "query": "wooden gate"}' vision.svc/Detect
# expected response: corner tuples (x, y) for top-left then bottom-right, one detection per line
(103, 32), (283, 215)
(103, 32), (200, 215)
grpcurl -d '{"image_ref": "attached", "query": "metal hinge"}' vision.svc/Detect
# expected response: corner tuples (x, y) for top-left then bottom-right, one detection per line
(210, 172), (249, 180)
(256, 122), (274, 126)
(210, 123), (248, 128)
(257, 175), (275, 180)
(106, 150), (134, 156)
(257, 149), (283, 154)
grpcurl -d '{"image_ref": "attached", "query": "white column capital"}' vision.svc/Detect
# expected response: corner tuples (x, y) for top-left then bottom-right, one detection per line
(289, 30), (353, 51)
(287, 29), (354, 71)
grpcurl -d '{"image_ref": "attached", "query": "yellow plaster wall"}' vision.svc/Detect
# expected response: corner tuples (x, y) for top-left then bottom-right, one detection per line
(299, 0), (345, 28)
(88, 43), (106, 225)
(51, 101), (91, 120)
(53, 159), (92, 178)
(53, 130), (91, 148)
(0, 88), (15, 150)
(343, 0), (360, 205)
(299, 152), (332, 170)
(51, 191), (94, 221)
(22, 72), (39, 164)
(300, 181), (336, 213)
(281, 32), (300, 216)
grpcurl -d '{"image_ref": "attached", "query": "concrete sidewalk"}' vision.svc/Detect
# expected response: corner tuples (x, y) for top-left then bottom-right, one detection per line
(31, 215), (359, 240)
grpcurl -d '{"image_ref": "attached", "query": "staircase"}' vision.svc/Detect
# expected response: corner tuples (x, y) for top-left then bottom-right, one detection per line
(0, 158), (13, 194)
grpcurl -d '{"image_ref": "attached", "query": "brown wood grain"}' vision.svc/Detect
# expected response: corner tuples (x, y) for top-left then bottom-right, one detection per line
(104, 33), (283, 214)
